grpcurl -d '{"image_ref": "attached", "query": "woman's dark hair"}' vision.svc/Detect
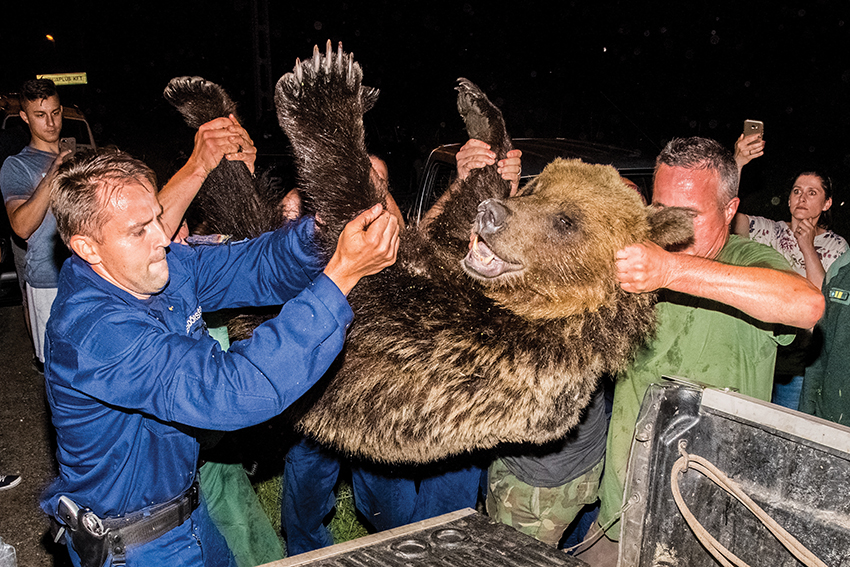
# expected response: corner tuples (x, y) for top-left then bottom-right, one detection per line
(791, 170), (834, 230)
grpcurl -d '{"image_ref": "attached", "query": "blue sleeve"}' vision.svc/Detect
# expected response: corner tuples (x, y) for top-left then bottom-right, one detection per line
(51, 274), (353, 430)
(1, 156), (32, 202)
(186, 217), (325, 311)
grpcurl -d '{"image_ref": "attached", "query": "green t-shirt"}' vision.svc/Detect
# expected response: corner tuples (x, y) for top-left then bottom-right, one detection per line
(597, 235), (794, 539)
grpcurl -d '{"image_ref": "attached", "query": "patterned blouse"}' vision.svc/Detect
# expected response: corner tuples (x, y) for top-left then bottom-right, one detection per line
(748, 215), (848, 277)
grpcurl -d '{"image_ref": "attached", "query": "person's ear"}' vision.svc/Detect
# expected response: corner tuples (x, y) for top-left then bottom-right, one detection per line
(724, 197), (740, 225)
(19, 110), (29, 125)
(69, 234), (101, 265)
(823, 197), (833, 213)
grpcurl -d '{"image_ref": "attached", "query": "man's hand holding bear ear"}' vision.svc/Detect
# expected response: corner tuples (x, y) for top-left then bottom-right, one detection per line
(323, 203), (400, 296)
(615, 242), (675, 293)
(456, 139), (523, 195)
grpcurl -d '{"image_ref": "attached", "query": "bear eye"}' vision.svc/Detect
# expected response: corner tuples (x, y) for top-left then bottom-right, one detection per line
(554, 214), (575, 233)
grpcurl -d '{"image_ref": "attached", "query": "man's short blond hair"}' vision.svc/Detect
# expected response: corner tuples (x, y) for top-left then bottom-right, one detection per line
(52, 148), (158, 247)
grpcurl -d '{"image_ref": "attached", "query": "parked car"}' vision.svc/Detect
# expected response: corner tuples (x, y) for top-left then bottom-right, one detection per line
(0, 94), (97, 151)
(410, 138), (655, 226)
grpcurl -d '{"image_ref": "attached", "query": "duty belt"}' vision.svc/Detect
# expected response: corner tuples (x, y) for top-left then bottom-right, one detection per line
(53, 481), (200, 567)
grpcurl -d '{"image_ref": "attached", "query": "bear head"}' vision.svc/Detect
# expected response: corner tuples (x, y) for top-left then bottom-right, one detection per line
(464, 157), (693, 320)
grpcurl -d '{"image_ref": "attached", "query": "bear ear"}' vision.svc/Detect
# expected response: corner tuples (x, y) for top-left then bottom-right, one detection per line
(647, 205), (695, 250)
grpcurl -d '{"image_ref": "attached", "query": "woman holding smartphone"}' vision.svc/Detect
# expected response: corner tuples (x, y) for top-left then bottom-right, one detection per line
(734, 128), (846, 289)
(733, 149), (847, 409)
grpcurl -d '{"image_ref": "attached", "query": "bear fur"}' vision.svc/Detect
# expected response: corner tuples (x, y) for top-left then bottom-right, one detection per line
(165, 41), (692, 464)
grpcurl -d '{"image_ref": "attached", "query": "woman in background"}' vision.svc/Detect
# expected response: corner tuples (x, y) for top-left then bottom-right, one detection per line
(733, 164), (847, 409)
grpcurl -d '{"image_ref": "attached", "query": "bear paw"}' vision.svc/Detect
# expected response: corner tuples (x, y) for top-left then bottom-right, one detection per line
(164, 76), (237, 129)
(275, 40), (379, 130)
(455, 77), (509, 147)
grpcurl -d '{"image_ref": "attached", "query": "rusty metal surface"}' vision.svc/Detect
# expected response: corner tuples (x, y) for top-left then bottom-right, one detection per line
(622, 381), (850, 567)
(263, 509), (587, 567)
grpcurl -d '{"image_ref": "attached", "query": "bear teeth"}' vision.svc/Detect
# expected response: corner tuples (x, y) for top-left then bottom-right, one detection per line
(470, 233), (496, 265)
(478, 246), (495, 265)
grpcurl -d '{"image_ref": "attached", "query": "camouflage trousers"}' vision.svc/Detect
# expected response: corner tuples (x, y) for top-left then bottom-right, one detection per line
(486, 457), (604, 546)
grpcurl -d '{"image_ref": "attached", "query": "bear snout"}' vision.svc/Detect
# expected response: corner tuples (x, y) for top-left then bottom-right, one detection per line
(476, 199), (509, 237)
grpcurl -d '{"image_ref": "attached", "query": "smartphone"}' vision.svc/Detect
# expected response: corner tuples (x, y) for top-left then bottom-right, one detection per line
(59, 137), (76, 156)
(743, 120), (764, 139)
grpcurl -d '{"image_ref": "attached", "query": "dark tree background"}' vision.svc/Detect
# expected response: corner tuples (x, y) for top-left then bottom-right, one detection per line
(3, 1), (849, 232)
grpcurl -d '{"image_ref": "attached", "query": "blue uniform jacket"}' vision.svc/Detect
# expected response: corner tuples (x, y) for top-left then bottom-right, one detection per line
(41, 218), (353, 519)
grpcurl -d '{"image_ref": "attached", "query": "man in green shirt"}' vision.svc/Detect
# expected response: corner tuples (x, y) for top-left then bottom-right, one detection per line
(578, 137), (824, 565)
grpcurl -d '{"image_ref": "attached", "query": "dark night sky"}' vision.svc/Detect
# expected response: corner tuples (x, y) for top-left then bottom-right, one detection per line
(3, 1), (850, 229)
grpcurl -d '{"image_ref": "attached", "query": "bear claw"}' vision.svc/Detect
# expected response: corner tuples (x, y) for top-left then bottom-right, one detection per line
(294, 60), (303, 86)
(285, 41), (359, 99)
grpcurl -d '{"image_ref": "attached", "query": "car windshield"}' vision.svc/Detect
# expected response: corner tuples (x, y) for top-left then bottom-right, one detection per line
(412, 145), (655, 226)
(2, 111), (96, 150)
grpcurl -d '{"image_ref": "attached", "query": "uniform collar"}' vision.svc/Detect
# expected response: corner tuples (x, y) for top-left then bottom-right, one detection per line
(66, 247), (187, 306)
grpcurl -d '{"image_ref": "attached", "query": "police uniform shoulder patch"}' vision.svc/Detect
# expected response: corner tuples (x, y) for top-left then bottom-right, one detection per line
(829, 288), (850, 305)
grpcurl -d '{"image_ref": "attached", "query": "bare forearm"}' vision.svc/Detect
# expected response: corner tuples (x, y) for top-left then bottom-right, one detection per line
(7, 179), (54, 239)
(665, 254), (824, 328)
(158, 156), (209, 238)
(799, 246), (826, 290)
(158, 115), (257, 238)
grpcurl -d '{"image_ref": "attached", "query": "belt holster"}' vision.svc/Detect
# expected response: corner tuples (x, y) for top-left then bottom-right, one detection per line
(51, 481), (200, 567)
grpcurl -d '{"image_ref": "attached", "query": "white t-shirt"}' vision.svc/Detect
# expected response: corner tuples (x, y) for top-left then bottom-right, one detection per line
(748, 215), (847, 276)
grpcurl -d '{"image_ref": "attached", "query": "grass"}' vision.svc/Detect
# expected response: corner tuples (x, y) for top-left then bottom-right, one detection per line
(328, 481), (370, 543)
(253, 474), (369, 556)
(253, 475), (285, 552)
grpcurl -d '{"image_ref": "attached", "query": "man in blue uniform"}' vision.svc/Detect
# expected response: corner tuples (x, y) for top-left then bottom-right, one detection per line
(42, 149), (399, 567)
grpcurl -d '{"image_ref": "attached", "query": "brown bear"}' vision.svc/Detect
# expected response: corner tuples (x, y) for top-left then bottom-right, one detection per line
(165, 41), (692, 464)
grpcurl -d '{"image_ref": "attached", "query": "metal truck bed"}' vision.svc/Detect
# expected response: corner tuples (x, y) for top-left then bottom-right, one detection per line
(262, 508), (587, 567)
(621, 380), (850, 566)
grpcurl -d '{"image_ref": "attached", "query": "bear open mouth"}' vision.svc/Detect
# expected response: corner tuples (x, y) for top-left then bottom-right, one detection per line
(463, 232), (524, 279)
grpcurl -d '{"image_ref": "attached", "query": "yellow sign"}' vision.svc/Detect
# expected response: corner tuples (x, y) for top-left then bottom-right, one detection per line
(36, 72), (88, 86)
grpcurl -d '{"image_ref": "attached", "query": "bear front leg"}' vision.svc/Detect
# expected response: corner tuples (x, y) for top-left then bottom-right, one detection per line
(426, 79), (515, 253)
(274, 41), (381, 255)
(164, 76), (239, 129)
(456, 78), (513, 160)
